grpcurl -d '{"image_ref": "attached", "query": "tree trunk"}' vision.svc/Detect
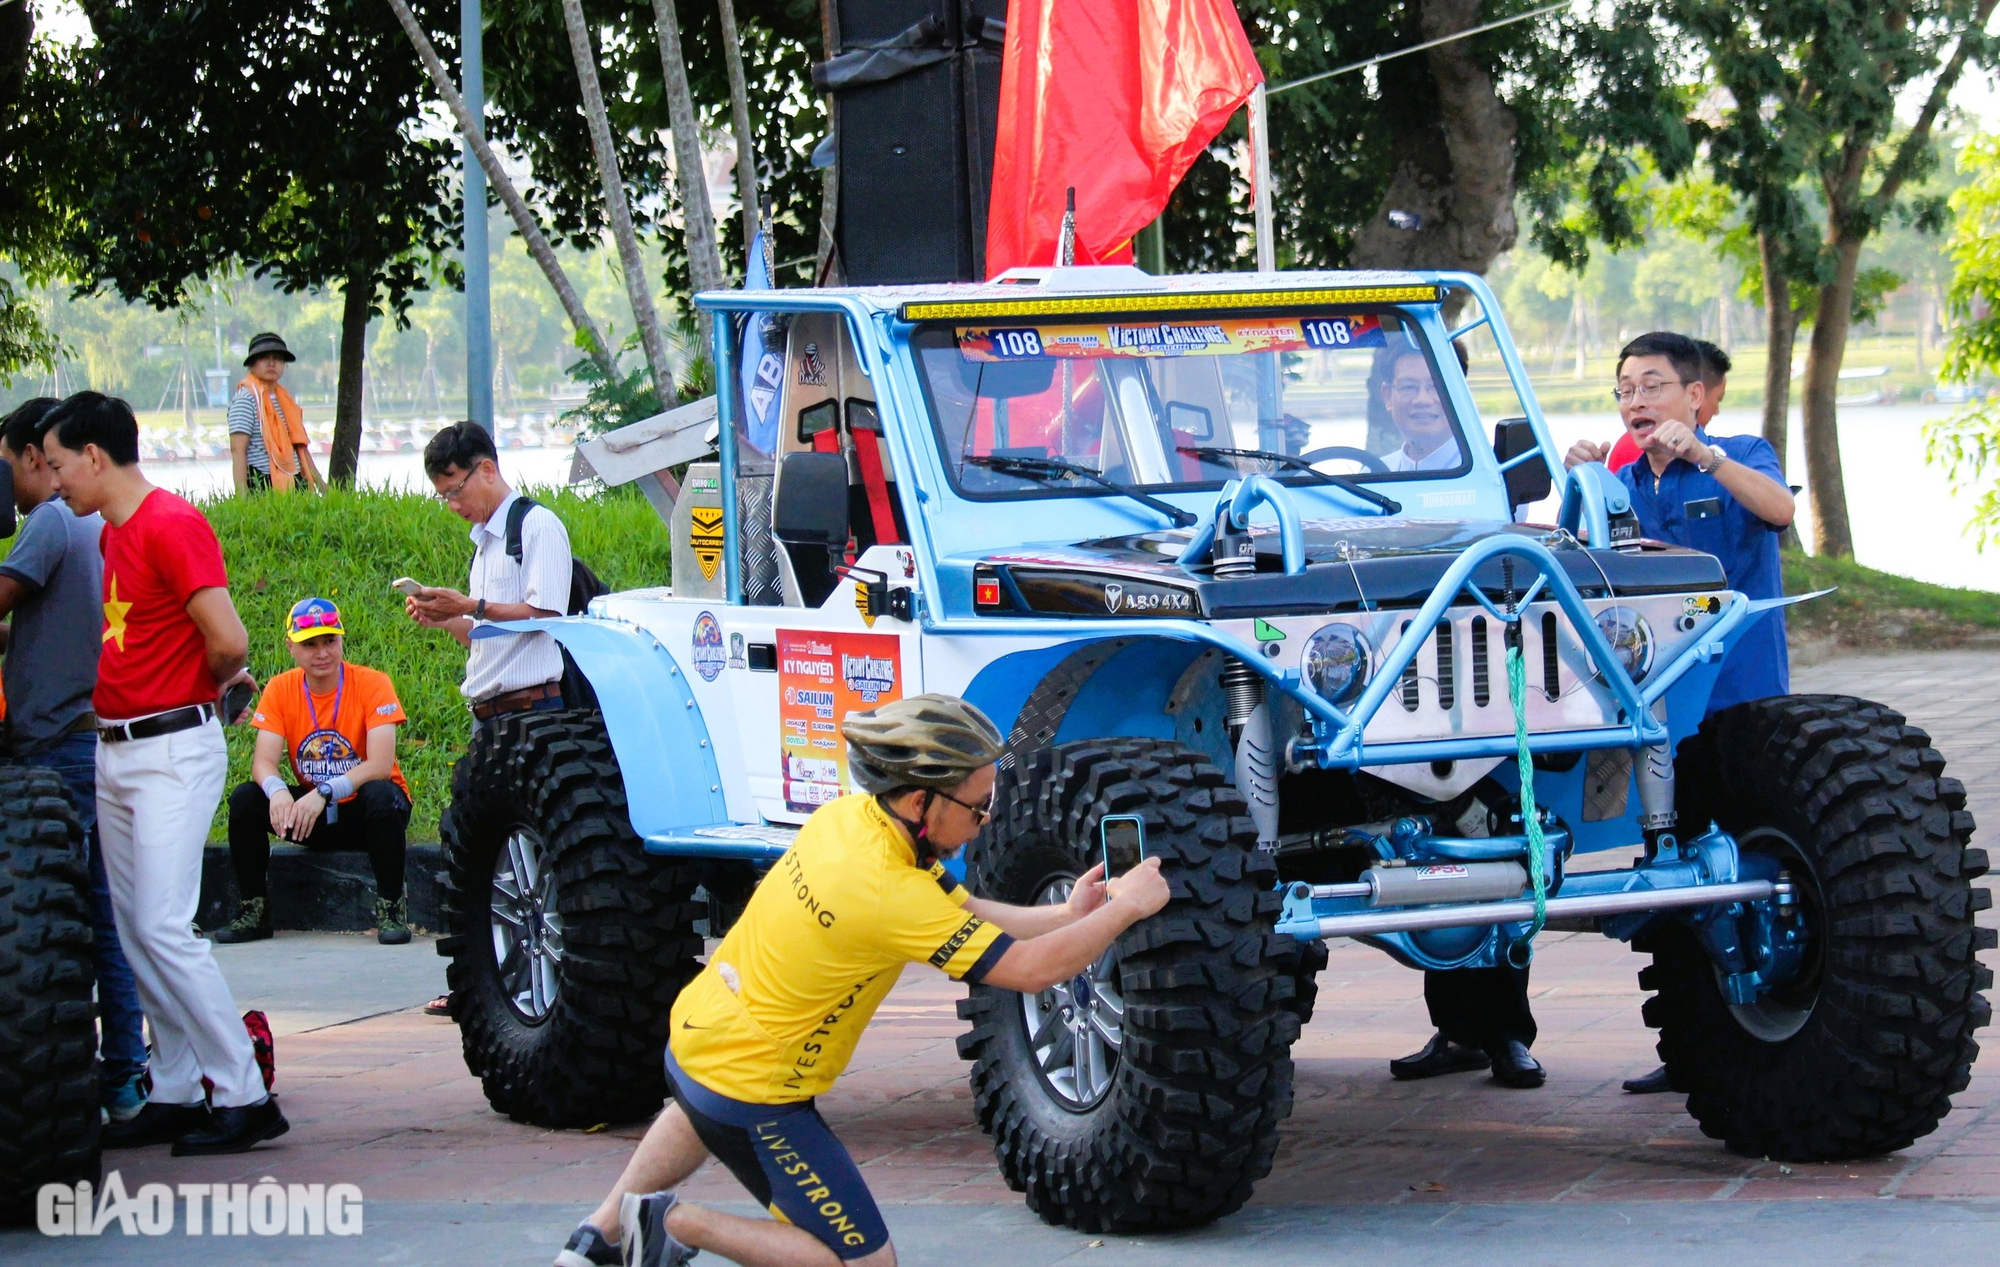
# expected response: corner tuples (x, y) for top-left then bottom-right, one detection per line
(1347, 0), (1519, 279)
(715, 0), (760, 252)
(1800, 233), (1865, 559)
(648, 0), (725, 350)
(1757, 229), (1795, 467)
(557, 0), (677, 401)
(329, 278), (371, 487)
(382, 0), (612, 378)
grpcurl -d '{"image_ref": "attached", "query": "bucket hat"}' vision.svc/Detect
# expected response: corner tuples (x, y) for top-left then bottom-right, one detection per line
(244, 332), (296, 366)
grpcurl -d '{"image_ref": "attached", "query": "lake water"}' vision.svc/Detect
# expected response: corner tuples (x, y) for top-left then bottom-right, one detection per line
(145, 403), (1999, 593)
(1526, 404), (1998, 592)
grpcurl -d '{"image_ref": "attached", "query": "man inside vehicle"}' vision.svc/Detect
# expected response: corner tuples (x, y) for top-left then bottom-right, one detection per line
(554, 694), (1172, 1267)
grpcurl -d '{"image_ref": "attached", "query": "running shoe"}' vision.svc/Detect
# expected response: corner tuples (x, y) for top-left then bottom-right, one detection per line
(102, 1070), (149, 1125)
(618, 1190), (698, 1267)
(554, 1221), (620, 1267)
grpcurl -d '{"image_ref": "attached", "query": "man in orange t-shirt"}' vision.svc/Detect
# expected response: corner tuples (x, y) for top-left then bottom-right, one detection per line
(214, 597), (415, 946)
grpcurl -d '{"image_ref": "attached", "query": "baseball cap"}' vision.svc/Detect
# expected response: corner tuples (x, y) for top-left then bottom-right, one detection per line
(286, 596), (345, 642)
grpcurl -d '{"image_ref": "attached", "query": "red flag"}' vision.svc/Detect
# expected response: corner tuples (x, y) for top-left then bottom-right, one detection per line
(984, 0), (1263, 277)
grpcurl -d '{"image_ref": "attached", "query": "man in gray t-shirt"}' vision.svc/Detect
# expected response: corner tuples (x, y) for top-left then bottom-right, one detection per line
(0, 476), (103, 749)
(0, 396), (149, 1121)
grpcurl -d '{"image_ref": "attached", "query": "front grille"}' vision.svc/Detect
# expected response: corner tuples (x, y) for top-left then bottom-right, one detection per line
(1388, 609), (1566, 714)
(1470, 616), (1490, 706)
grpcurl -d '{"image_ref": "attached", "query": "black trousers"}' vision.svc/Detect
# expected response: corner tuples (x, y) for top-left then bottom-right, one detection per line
(226, 779), (412, 902)
(1424, 965), (1537, 1050)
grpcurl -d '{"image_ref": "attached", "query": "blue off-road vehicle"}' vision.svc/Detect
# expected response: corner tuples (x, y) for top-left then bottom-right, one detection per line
(438, 267), (1989, 1233)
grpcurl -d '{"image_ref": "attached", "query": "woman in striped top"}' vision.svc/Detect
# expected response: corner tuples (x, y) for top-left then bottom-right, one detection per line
(228, 332), (324, 495)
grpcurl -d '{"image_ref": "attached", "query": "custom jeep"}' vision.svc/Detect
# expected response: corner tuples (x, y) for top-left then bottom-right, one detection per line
(437, 267), (1989, 1233)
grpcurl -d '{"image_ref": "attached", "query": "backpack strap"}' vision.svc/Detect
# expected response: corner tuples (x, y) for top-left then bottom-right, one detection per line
(505, 496), (538, 565)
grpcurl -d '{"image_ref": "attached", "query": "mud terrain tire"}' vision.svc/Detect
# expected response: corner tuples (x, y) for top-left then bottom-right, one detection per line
(440, 711), (705, 1128)
(1640, 694), (1991, 1160)
(957, 739), (1300, 1232)
(0, 767), (96, 1224)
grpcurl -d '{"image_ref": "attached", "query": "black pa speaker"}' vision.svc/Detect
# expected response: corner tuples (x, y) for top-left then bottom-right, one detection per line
(819, 0), (1008, 285)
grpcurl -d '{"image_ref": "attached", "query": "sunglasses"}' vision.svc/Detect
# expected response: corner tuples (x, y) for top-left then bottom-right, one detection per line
(292, 610), (341, 631)
(934, 786), (995, 827)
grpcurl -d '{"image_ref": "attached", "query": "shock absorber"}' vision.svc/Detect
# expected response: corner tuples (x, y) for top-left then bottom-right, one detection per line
(1223, 659), (1281, 853)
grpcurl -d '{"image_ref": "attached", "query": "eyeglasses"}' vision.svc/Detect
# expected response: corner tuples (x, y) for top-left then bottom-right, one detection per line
(432, 467), (480, 503)
(1611, 379), (1685, 405)
(291, 610), (341, 631)
(1388, 380), (1438, 401)
(934, 786), (994, 827)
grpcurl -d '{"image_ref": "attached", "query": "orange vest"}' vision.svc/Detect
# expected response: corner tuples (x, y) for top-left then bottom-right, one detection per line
(236, 376), (311, 491)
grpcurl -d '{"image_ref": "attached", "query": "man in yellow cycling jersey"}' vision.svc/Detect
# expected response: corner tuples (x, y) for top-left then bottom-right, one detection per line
(552, 694), (1169, 1267)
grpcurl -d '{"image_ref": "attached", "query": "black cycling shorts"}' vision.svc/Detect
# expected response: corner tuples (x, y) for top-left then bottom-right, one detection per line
(664, 1048), (889, 1260)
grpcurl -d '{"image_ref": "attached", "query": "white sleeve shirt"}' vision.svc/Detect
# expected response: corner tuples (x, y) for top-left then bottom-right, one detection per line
(461, 492), (574, 702)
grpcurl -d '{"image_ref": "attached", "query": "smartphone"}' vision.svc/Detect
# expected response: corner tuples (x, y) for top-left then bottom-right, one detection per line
(1100, 815), (1147, 877)
(220, 680), (256, 726)
(391, 577), (426, 597)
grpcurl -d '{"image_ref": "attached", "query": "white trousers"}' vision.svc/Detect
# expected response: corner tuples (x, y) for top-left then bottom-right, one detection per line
(96, 719), (262, 1108)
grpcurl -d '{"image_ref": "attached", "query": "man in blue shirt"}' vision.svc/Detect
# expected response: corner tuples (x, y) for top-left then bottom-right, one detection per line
(1567, 331), (1796, 1097)
(1566, 331), (1796, 712)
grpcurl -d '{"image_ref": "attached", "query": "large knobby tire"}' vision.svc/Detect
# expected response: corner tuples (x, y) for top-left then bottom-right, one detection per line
(0, 767), (96, 1224)
(439, 710), (705, 1128)
(1640, 694), (1992, 1160)
(956, 739), (1300, 1232)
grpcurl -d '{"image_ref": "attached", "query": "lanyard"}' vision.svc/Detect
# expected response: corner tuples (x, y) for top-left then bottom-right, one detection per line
(304, 665), (346, 735)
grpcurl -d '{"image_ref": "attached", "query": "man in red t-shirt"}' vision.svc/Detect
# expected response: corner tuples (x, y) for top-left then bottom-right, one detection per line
(40, 392), (290, 1157)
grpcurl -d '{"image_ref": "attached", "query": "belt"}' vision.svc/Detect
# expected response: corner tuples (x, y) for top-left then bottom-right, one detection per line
(470, 681), (562, 721)
(98, 704), (216, 744)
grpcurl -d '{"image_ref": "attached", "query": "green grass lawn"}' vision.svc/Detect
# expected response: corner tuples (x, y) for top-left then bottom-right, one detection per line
(1784, 550), (2000, 649)
(207, 484), (670, 840)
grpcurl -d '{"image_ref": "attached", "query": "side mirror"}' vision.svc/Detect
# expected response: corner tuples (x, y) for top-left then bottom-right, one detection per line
(1492, 418), (1552, 508)
(1164, 400), (1215, 440)
(773, 452), (849, 549)
(0, 458), (14, 540)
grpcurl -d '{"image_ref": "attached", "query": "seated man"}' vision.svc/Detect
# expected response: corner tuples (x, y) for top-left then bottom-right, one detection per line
(1374, 339), (1464, 472)
(212, 597), (415, 945)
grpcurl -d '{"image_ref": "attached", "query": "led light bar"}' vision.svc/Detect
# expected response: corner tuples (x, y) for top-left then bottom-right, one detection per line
(899, 283), (1443, 322)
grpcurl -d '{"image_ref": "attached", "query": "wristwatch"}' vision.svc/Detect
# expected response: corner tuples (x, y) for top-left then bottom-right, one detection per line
(475, 597), (487, 620)
(1696, 447), (1726, 475)
(315, 781), (335, 801)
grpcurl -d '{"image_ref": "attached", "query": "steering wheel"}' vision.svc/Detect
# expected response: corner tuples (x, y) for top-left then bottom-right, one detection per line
(1299, 445), (1391, 475)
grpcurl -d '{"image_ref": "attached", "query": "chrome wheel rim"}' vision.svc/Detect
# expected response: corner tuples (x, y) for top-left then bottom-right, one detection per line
(1019, 876), (1124, 1110)
(489, 827), (564, 1022)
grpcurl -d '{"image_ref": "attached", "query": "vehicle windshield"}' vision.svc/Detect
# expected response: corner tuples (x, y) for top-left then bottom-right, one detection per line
(914, 311), (1471, 501)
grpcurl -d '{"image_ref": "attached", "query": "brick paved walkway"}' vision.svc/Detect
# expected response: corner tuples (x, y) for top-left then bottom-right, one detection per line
(67, 652), (2000, 1252)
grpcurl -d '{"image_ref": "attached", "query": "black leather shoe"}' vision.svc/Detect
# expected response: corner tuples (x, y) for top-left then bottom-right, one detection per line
(1389, 1032), (1492, 1081)
(1623, 1064), (1673, 1094)
(1487, 1040), (1546, 1088)
(103, 1100), (212, 1149)
(172, 1097), (290, 1156)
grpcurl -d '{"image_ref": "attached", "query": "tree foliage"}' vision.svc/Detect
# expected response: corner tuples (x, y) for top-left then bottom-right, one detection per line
(1162, 0), (1692, 275)
(70, 0), (461, 320)
(474, 0), (824, 295)
(1931, 133), (2000, 548)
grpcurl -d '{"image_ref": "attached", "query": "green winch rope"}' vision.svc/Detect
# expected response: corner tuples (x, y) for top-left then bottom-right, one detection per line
(1505, 642), (1550, 945)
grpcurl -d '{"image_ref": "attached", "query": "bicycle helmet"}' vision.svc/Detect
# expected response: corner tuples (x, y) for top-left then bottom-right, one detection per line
(842, 694), (1003, 793)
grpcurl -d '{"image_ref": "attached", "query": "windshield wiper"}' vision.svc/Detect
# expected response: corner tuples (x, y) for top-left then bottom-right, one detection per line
(1178, 445), (1402, 515)
(963, 454), (1198, 527)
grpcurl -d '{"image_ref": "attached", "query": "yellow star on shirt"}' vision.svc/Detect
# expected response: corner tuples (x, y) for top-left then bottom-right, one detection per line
(103, 573), (132, 651)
